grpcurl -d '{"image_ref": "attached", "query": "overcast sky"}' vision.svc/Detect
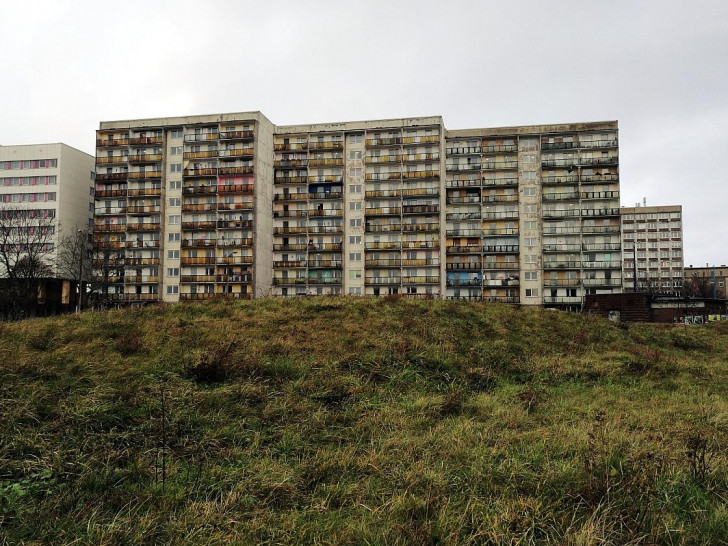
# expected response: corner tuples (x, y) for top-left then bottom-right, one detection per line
(1, 0), (726, 266)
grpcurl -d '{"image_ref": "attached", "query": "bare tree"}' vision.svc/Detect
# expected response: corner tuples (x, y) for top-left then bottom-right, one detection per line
(0, 208), (57, 320)
(56, 229), (93, 312)
(88, 233), (126, 310)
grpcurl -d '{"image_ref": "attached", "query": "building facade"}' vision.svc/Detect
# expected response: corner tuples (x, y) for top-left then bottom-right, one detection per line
(0, 143), (95, 271)
(620, 205), (684, 293)
(94, 114), (622, 307)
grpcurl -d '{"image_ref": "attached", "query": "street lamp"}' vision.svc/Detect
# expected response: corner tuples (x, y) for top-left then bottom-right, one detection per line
(76, 229), (85, 313)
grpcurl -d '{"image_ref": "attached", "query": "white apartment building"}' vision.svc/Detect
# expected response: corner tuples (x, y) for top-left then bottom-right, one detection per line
(0, 143), (95, 275)
(621, 205), (684, 293)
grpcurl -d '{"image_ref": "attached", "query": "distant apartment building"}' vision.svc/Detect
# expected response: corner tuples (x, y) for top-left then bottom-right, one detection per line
(620, 205), (683, 293)
(683, 264), (727, 299)
(0, 143), (95, 272)
(93, 113), (621, 308)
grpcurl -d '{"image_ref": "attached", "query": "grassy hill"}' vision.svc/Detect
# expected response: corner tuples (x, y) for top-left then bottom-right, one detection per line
(1, 297), (728, 544)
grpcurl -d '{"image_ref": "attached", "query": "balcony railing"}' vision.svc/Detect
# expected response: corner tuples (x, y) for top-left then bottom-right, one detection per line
(365, 155), (402, 164)
(308, 140), (344, 150)
(274, 176), (308, 184)
(128, 154), (162, 163)
(402, 240), (439, 249)
(308, 158), (344, 167)
(447, 196), (481, 204)
(366, 207), (401, 216)
(364, 241), (401, 250)
(366, 259), (401, 267)
(543, 296), (582, 304)
(365, 277), (402, 285)
(97, 138), (129, 147)
(94, 188), (127, 197)
(127, 188), (162, 197)
(96, 156), (128, 165)
(481, 144), (518, 153)
(447, 245), (482, 254)
(128, 171), (162, 180)
(218, 166), (254, 175)
(274, 159), (308, 168)
(402, 223), (439, 232)
(365, 137), (402, 147)
(96, 172), (128, 182)
(447, 262), (482, 270)
(308, 192), (343, 200)
(123, 293), (160, 302)
(402, 275), (439, 284)
(446, 179), (481, 188)
(184, 133), (219, 142)
(218, 148), (254, 159)
(482, 161), (518, 170)
(274, 193), (308, 201)
(543, 261), (582, 269)
(482, 177), (518, 187)
(402, 170), (439, 180)
(218, 184), (253, 194)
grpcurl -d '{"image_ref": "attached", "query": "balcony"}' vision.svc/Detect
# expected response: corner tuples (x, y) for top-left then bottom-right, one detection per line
(366, 223), (401, 233)
(580, 191), (619, 200)
(94, 223), (126, 232)
(402, 276), (439, 284)
(447, 278), (483, 287)
(217, 219), (253, 229)
(482, 161), (518, 170)
(95, 207), (127, 216)
(542, 175), (579, 185)
(447, 163), (481, 172)
(182, 221), (217, 231)
(402, 170), (438, 180)
(542, 209), (580, 218)
(96, 156), (128, 165)
(273, 243), (308, 251)
(543, 278), (580, 287)
(96, 172), (128, 182)
(483, 195), (518, 203)
(402, 135), (439, 146)
(181, 256), (216, 265)
(446, 145), (481, 155)
(128, 154), (162, 164)
(543, 244), (580, 252)
(366, 172), (402, 181)
(97, 137), (129, 147)
(307, 276), (342, 285)
(216, 273), (253, 283)
(308, 140), (344, 151)
(274, 210), (308, 218)
(482, 177), (518, 187)
(580, 174), (619, 183)
(218, 166), (254, 175)
(447, 245), (482, 254)
(543, 296), (582, 304)
(401, 223), (439, 232)
(217, 202), (253, 212)
(447, 262), (482, 270)
(218, 148), (254, 160)
(272, 277), (307, 286)
(581, 261), (622, 269)
(402, 204), (439, 215)
(365, 241), (401, 250)
(126, 205), (160, 214)
(127, 188), (162, 197)
(308, 209), (343, 217)
(308, 157), (344, 167)
(482, 228), (519, 236)
(219, 130), (254, 141)
(307, 225), (343, 234)
(540, 142), (576, 151)
(579, 156), (618, 166)
(581, 225), (620, 234)
(308, 192), (343, 200)
(274, 193), (308, 201)
(274, 142), (308, 151)
(365, 277), (402, 285)
(366, 207), (401, 216)
(579, 139), (618, 149)
(183, 168), (217, 178)
(182, 238), (216, 248)
(447, 196), (481, 204)
(308, 175), (343, 184)
(366, 258), (401, 267)
(402, 188), (439, 198)
(447, 212), (481, 221)
(125, 257), (160, 266)
(543, 261), (581, 269)
(128, 171), (162, 180)
(216, 255), (253, 265)
(184, 150), (218, 160)
(482, 210), (518, 220)
(446, 178), (481, 189)
(582, 278), (622, 287)
(482, 262), (518, 270)
(218, 184), (253, 194)
(217, 237), (253, 247)
(580, 208), (620, 217)
(582, 242), (621, 251)
(95, 188), (127, 198)
(274, 159), (308, 168)
(182, 184), (216, 196)
(275, 175), (308, 184)
(126, 222), (160, 232)
(274, 226), (308, 235)
(124, 293), (161, 302)
(184, 133), (219, 143)
(365, 155), (402, 164)
(482, 244), (519, 253)
(129, 136), (162, 145)
(366, 137), (402, 147)
(485, 296), (520, 304)
(182, 203), (216, 212)
(94, 241), (124, 250)
(308, 260), (342, 268)
(543, 192), (579, 201)
(481, 144), (518, 153)
(402, 240), (439, 249)
(180, 275), (216, 283)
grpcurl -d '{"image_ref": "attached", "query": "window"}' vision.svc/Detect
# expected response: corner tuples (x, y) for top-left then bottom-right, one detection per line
(523, 187), (536, 196)
(523, 204), (537, 213)
(349, 252), (361, 261)
(525, 288), (539, 297)
(166, 285), (179, 294)
(523, 221), (537, 230)
(169, 180), (181, 190)
(348, 287), (362, 295)
(167, 268), (179, 277)
(349, 235), (361, 245)
(170, 164), (182, 173)
(349, 270), (362, 279)
(349, 218), (362, 227)
(168, 215), (181, 224)
(167, 250), (179, 259)
(349, 167), (362, 177)
(170, 146), (182, 155)
(524, 271), (538, 281)
(524, 255), (538, 264)
(349, 202), (362, 211)
(524, 237), (537, 247)
(349, 184), (362, 193)
(348, 151), (362, 160)
(168, 198), (180, 207)
(170, 129), (183, 139)
(168, 232), (180, 242)
(349, 134), (362, 143)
